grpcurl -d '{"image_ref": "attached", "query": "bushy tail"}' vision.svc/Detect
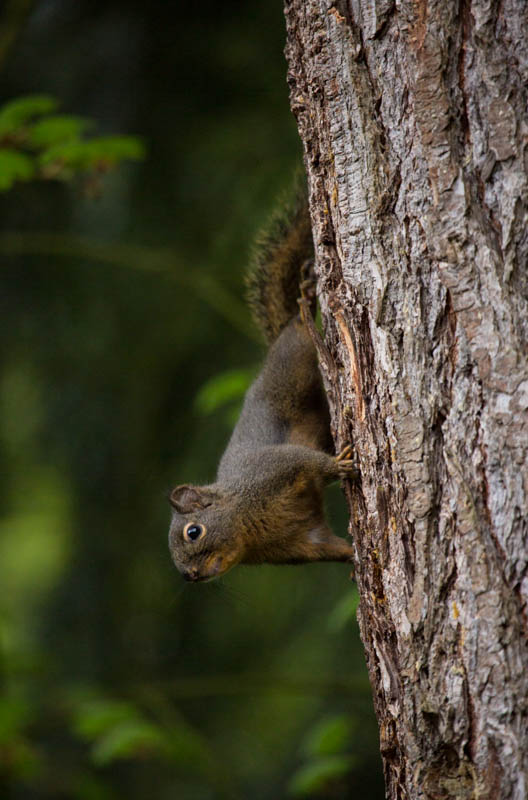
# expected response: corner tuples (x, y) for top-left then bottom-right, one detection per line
(246, 181), (313, 344)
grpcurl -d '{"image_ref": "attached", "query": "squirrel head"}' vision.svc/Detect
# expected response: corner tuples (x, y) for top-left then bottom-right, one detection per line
(168, 484), (244, 581)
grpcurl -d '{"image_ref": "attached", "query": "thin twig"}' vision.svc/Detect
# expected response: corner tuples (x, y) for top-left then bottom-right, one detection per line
(0, 231), (257, 340)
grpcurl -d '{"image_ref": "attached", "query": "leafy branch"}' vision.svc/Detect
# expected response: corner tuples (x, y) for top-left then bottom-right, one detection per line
(0, 94), (145, 191)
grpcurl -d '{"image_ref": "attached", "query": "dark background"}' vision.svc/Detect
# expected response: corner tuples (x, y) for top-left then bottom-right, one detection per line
(0, 1), (383, 797)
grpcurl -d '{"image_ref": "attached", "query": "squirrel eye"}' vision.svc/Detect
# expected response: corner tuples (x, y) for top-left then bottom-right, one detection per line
(183, 523), (206, 543)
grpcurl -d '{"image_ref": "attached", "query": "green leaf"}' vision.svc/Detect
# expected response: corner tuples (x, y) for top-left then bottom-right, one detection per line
(302, 714), (353, 758)
(0, 149), (35, 190)
(84, 135), (146, 162)
(327, 587), (360, 632)
(38, 140), (97, 169)
(195, 367), (254, 415)
(73, 699), (140, 740)
(288, 755), (354, 796)
(27, 115), (93, 147)
(39, 136), (145, 169)
(0, 95), (58, 136)
(90, 719), (169, 766)
(72, 697), (214, 771)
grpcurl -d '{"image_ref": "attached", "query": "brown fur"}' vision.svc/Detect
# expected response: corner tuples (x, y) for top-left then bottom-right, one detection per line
(169, 321), (356, 581)
(168, 191), (356, 582)
(245, 182), (313, 343)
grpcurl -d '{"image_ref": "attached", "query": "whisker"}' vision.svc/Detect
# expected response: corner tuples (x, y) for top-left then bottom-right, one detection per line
(214, 578), (254, 610)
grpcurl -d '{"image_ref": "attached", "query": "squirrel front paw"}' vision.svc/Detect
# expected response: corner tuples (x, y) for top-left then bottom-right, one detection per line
(335, 445), (360, 481)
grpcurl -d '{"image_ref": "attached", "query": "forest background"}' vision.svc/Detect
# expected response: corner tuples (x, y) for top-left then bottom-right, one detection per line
(0, 1), (384, 798)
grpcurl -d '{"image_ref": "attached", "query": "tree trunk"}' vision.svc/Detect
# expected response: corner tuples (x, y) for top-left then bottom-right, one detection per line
(284, 1), (528, 798)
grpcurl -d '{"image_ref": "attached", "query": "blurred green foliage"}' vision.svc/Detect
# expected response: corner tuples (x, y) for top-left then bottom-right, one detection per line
(289, 714), (357, 796)
(195, 367), (255, 426)
(0, 1), (384, 798)
(0, 94), (144, 191)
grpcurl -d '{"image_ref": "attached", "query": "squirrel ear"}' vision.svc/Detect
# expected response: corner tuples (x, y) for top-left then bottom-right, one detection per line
(169, 485), (214, 513)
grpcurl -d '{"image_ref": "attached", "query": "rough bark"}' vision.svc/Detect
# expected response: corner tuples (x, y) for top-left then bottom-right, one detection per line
(284, 2), (528, 798)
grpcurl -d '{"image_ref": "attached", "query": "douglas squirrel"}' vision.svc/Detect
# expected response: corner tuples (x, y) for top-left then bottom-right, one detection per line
(168, 187), (357, 582)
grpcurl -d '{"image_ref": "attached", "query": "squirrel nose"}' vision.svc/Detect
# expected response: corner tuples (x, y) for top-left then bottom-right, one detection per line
(183, 567), (200, 582)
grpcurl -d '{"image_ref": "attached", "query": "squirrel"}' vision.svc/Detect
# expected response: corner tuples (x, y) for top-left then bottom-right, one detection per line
(168, 185), (357, 582)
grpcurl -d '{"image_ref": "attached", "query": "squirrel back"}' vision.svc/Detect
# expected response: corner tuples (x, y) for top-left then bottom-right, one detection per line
(245, 183), (314, 343)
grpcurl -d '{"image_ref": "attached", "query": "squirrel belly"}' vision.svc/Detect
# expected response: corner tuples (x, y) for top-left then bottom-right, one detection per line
(168, 186), (356, 582)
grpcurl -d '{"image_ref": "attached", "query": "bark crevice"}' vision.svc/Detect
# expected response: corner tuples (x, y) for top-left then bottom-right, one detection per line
(285, 1), (528, 797)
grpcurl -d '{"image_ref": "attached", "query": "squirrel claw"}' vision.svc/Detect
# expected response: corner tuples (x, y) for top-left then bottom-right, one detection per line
(299, 259), (317, 315)
(336, 444), (354, 462)
(335, 445), (359, 481)
(337, 462), (360, 481)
